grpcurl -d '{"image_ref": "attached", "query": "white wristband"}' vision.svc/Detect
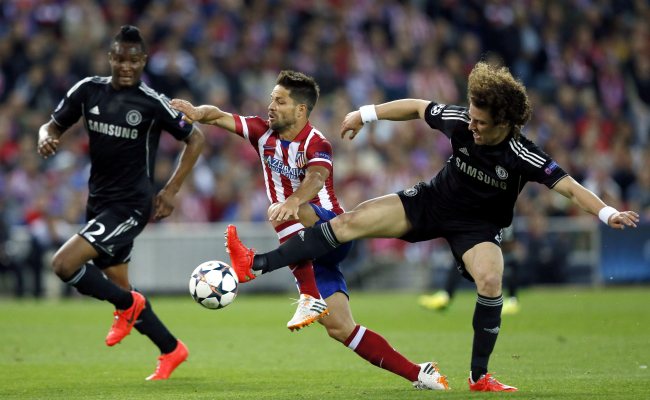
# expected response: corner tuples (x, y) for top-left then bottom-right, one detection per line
(598, 206), (618, 225)
(359, 105), (378, 124)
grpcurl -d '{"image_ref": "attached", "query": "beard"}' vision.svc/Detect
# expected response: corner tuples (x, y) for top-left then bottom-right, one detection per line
(270, 117), (295, 132)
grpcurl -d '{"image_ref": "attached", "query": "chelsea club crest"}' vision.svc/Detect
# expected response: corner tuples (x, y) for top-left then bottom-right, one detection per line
(495, 165), (508, 180)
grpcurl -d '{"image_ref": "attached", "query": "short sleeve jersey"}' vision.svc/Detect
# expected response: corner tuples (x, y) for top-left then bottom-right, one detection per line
(51, 76), (194, 205)
(232, 114), (343, 214)
(423, 102), (568, 227)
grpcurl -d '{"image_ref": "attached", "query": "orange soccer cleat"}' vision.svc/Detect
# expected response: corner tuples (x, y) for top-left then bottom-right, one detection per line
(105, 291), (146, 346)
(146, 340), (189, 381)
(224, 224), (258, 282)
(469, 373), (518, 392)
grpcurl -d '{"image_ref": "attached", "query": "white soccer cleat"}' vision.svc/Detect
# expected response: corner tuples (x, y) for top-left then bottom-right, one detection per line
(412, 362), (450, 390)
(287, 294), (329, 331)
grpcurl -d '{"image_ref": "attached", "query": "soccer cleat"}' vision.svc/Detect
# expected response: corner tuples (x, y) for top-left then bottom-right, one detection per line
(502, 297), (520, 315)
(418, 290), (450, 311)
(146, 340), (189, 381)
(469, 373), (518, 392)
(287, 294), (329, 331)
(224, 224), (259, 282)
(412, 362), (450, 390)
(105, 291), (146, 346)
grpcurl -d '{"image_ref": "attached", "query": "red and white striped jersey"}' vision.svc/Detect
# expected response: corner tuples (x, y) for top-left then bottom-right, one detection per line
(233, 114), (344, 214)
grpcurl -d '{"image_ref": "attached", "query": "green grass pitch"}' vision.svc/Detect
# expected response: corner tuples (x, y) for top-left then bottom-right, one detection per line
(1, 287), (648, 399)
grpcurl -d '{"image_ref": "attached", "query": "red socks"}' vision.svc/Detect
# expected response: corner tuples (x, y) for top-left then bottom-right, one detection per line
(275, 221), (321, 299)
(289, 260), (320, 298)
(344, 325), (420, 382)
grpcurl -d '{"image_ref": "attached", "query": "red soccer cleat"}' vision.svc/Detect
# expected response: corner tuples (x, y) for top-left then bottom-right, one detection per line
(146, 340), (189, 381)
(469, 373), (518, 392)
(224, 224), (258, 282)
(105, 291), (146, 346)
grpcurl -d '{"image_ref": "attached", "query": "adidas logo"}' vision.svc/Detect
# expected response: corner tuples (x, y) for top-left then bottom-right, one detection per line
(298, 231), (305, 241)
(89, 106), (100, 115)
(310, 299), (328, 313)
(484, 326), (500, 334)
(459, 147), (469, 156)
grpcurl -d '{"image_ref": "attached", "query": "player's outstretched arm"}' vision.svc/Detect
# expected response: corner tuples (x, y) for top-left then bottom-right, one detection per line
(170, 98), (237, 133)
(340, 99), (430, 140)
(37, 120), (64, 159)
(552, 176), (639, 229)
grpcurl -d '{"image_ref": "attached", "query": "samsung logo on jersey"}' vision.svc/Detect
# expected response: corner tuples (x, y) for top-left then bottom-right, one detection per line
(264, 155), (305, 179)
(88, 119), (138, 139)
(455, 157), (507, 190)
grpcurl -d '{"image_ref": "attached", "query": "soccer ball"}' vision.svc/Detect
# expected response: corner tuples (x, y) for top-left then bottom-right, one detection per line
(189, 260), (239, 309)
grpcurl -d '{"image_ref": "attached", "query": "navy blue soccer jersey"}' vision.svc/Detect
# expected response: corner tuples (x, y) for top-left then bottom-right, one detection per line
(52, 76), (194, 204)
(423, 102), (568, 227)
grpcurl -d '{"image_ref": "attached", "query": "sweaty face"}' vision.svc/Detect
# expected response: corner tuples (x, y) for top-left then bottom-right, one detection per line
(108, 42), (147, 89)
(467, 103), (509, 146)
(268, 85), (300, 132)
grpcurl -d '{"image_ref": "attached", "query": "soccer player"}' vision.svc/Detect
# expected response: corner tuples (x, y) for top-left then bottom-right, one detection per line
(170, 70), (449, 390)
(171, 71), (331, 331)
(225, 61), (640, 392)
(37, 25), (205, 380)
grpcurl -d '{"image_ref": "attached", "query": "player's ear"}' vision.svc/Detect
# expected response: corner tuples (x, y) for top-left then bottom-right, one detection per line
(298, 103), (307, 118)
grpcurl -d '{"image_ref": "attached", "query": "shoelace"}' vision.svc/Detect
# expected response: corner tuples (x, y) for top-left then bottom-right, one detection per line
(288, 297), (310, 307)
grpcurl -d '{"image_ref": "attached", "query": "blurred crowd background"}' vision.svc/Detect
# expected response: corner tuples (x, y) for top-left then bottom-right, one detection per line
(1, 0), (649, 297)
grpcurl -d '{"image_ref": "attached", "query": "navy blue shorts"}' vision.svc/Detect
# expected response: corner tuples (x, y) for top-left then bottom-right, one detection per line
(309, 204), (353, 298)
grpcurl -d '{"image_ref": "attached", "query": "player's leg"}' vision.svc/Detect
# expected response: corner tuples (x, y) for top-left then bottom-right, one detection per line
(285, 258), (329, 331)
(51, 235), (146, 346)
(463, 242), (517, 392)
(272, 203), (321, 299)
(102, 259), (187, 379)
(74, 204), (153, 347)
(311, 238), (448, 392)
(269, 204), (329, 330)
(321, 292), (448, 390)
(226, 194), (410, 278)
(52, 234), (138, 311)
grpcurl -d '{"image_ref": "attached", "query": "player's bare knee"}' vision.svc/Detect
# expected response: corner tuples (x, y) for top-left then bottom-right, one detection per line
(475, 273), (502, 296)
(50, 252), (75, 280)
(330, 212), (357, 241)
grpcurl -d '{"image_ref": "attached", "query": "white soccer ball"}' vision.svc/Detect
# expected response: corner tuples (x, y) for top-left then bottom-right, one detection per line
(189, 260), (239, 309)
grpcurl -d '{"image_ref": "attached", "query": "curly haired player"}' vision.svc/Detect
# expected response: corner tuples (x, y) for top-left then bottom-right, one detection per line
(225, 61), (639, 391)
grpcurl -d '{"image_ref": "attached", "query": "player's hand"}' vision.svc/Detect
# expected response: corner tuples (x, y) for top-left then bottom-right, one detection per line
(37, 136), (59, 158)
(608, 210), (640, 229)
(340, 110), (364, 140)
(153, 188), (175, 221)
(268, 200), (300, 222)
(170, 99), (202, 124)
